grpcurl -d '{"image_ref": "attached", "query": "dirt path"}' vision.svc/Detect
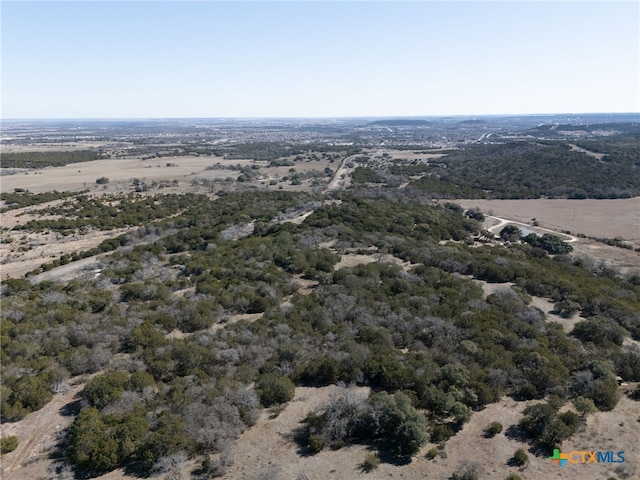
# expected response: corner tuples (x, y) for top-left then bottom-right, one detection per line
(326, 155), (355, 192)
(486, 215), (577, 242)
(0, 379), (88, 480)
(569, 143), (606, 161)
(28, 256), (104, 284)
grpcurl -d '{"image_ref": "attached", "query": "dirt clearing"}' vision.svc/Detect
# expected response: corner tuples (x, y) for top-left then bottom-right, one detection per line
(220, 386), (639, 480)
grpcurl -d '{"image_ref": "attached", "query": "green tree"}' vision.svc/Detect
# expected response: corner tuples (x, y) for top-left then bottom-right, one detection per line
(500, 225), (521, 242)
(572, 396), (596, 418)
(67, 408), (120, 472)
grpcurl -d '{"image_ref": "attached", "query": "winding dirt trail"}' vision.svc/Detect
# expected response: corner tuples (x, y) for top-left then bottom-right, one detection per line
(1, 379), (87, 480)
(486, 215), (578, 242)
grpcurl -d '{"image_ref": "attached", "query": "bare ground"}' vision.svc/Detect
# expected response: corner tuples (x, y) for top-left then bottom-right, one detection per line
(220, 386), (639, 480)
(5, 382), (636, 480)
(474, 280), (582, 334)
(0, 156), (240, 194)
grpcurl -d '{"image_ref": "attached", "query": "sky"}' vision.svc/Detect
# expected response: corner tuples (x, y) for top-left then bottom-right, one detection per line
(2, 1), (639, 119)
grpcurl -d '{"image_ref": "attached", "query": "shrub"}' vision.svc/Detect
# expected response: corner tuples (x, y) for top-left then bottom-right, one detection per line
(572, 317), (627, 347)
(0, 435), (19, 454)
(505, 474), (522, 480)
(360, 453), (380, 472)
(255, 373), (295, 407)
(426, 448), (439, 460)
(451, 462), (482, 480)
(95, 177), (110, 185)
(431, 423), (455, 443)
(484, 421), (502, 438)
(511, 448), (529, 466)
(307, 434), (325, 454)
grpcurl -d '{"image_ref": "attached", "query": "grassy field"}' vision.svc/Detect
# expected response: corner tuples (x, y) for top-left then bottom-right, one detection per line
(456, 198), (640, 241)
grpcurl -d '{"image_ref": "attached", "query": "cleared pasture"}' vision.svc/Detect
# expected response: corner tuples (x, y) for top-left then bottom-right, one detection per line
(457, 198), (640, 241)
(0, 155), (244, 194)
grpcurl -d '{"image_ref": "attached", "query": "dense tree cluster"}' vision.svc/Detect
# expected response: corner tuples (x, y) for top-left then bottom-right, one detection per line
(388, 135), (640, 199)
(351, 166), (384, 184)
(1, 150), (108, 168)
(14, 193), (200, 233)
(522, 233), (573, 255)
(0, 190), (87, 211)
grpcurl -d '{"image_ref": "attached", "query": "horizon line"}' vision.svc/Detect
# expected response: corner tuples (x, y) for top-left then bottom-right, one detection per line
(3, 112), (639, 122)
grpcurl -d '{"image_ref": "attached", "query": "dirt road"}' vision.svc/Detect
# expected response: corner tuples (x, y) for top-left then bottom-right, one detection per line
(486, 215), (577, 242)
(1, 379), (87, 480)
(326, 155), (355, 192)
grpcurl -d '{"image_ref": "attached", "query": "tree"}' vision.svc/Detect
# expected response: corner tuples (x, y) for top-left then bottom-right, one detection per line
(67, 408), (120, 473)
(572, 316), (627, 347)
(500, 225), (521, 242)
(572, 396), (596, 418)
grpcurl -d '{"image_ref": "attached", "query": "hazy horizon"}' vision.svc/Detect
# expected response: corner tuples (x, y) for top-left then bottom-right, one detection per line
(3, 112), (639, 122)
(2, 1), (639, 119)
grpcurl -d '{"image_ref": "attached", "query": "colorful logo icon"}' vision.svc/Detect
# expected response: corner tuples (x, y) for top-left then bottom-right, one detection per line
(550, 449), (625, 467)
(550, 449), (568, 467)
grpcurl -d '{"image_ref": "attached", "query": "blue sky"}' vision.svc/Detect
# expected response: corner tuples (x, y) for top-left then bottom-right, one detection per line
(2, 1), (638, 118)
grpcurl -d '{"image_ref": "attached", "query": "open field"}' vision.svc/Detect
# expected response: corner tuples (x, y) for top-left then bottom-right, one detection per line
(458, 198), (640, 277)
(0, 153), (340, 196)
(456, 198), (640, 241)
(0, 156), (243, 194)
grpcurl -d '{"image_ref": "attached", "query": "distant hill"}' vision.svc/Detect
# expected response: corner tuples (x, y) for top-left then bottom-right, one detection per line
(456, 119), (486, 125)
(527, 122), (640, 135)
(368, 119), (432, 127)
